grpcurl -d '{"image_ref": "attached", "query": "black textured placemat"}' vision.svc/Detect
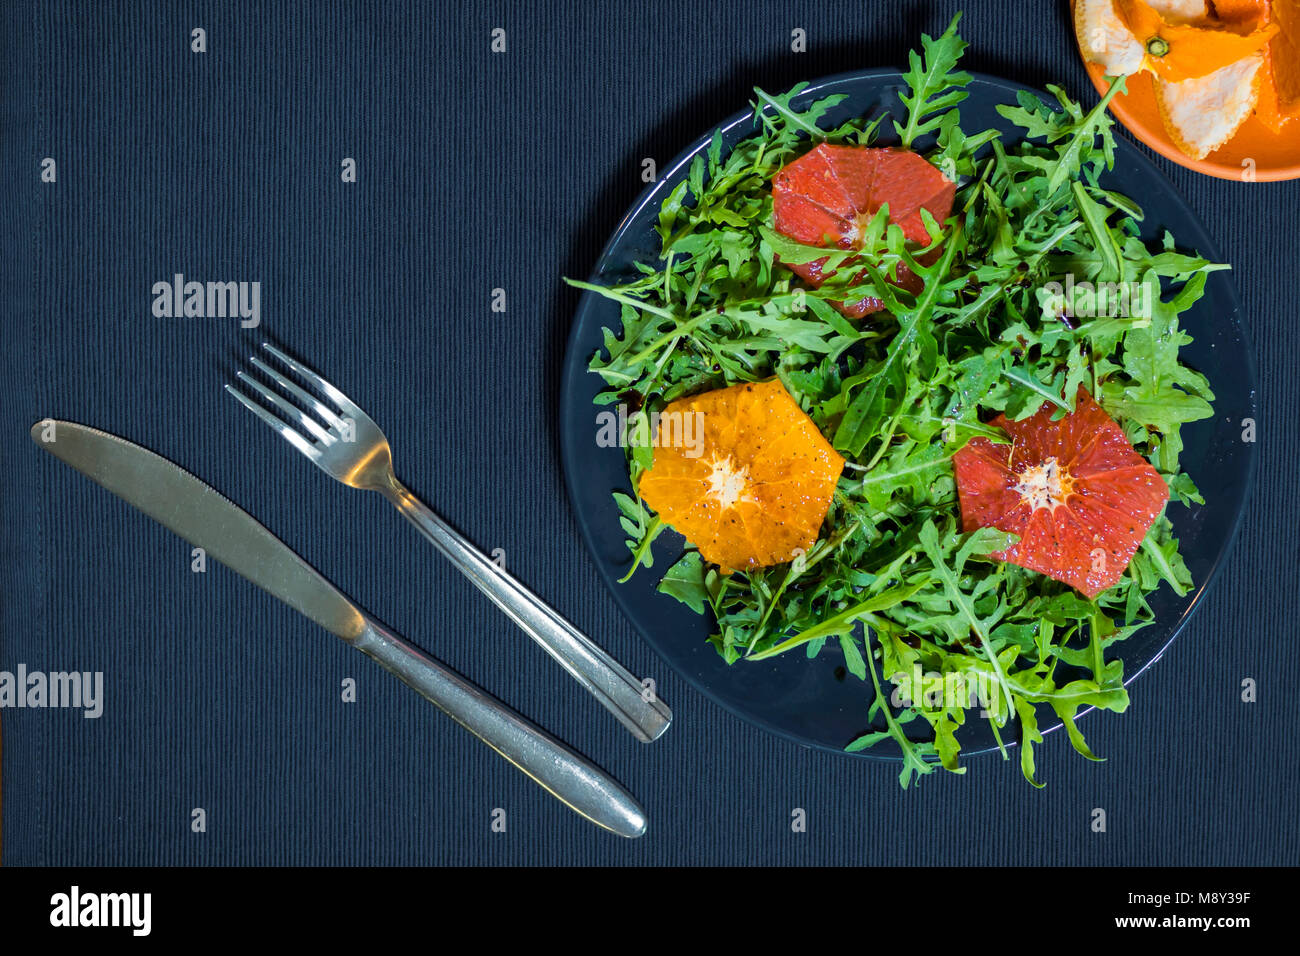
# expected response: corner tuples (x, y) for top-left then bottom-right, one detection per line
(1, 0), (1295, 865)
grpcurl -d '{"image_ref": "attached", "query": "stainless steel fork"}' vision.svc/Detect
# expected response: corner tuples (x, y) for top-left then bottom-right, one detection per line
(226, 343), (671, 743)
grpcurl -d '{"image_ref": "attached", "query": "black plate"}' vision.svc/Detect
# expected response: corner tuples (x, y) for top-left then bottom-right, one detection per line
(558, 69), (1258, 759)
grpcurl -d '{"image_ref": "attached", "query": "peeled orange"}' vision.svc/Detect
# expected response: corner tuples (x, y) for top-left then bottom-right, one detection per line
(638, 379), (845, 573)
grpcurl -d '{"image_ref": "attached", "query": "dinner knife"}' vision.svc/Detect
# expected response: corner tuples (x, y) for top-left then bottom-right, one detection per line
(30, 420), (647, 838)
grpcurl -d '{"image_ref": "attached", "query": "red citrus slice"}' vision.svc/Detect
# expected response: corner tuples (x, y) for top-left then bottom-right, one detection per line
(951, 387), (1169, 599)
(771, 144), (956, 318)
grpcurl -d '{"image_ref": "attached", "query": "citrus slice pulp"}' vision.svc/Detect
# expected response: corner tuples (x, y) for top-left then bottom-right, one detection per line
(637, 379), (845, 573)
(771, 144), (955, 318)
(952, 387), (1169, 599)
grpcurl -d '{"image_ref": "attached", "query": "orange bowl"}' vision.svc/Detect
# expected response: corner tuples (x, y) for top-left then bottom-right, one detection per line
(1072, 2), (1300, 181)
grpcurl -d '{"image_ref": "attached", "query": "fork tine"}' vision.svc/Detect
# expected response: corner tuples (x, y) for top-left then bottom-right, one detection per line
(261, 343), (365, 420)
(235, 370), (337, 445)
(248, 356), (348, 433)
(224, 383), (323, 460)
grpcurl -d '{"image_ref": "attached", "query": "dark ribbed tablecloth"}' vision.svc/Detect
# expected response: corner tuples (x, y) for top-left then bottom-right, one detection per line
(1, 0), (1296, 866)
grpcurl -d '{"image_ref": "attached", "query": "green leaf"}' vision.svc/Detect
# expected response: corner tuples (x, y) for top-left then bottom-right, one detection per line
(747, 580), (927, 660)
(1071, 180), (1122, 282)
(1013, 696), (1046, 789)
(896, 13), (971, 148)
(839, 635), (868, 681)
(657, 551), (709, 613)
(834, 223), (963, 456)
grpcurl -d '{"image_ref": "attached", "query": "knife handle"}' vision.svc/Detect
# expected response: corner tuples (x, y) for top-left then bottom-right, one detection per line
(350, 620), (647, 838)
(379, 480), (672, 743)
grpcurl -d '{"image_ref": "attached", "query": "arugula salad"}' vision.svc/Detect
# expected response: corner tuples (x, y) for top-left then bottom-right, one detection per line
(568, 14), (1222, 786)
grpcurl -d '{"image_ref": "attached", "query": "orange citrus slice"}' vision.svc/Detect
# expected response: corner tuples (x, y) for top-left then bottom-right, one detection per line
(952, 387), (1169, 599)
(638, 379), (845, 573)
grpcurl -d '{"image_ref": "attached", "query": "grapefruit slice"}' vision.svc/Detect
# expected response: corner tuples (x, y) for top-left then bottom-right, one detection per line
(638, 379), (845, 573)
(952, 387), (1169, 599)
(771, 144), (955, 318)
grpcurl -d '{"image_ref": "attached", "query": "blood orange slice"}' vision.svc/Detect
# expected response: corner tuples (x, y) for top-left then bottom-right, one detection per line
(952, 387), (1169, 599)
(638, 379), (845, 573)
(771, 144), (955, 318)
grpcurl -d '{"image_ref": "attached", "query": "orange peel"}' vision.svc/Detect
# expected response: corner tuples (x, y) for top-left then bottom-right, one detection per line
(1116, 0), (1277, 80)
(1269, 0), (1300, 118)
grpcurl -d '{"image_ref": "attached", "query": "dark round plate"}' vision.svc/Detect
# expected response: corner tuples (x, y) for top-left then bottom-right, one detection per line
(558, 68), (1258, 759)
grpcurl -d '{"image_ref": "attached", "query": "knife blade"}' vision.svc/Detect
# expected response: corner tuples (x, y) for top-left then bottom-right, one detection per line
(30, 420), (647, 838)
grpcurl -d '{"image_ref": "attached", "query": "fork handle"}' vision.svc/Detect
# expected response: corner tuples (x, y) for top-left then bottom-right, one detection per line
(351, 620), (647, 838)
(379, 480), (672, 743)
